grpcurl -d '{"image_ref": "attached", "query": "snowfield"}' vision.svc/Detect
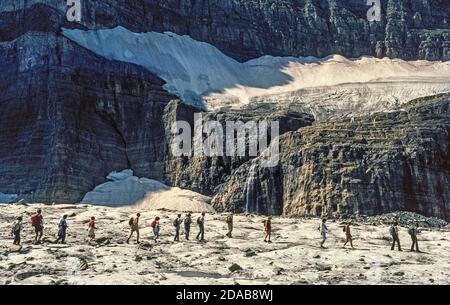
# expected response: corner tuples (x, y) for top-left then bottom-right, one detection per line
(63, 26), (450, 119)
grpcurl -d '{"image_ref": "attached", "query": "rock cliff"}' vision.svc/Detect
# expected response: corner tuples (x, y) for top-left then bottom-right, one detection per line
(1, 0), (449, 61)
(211, 94), (450, 220)
(0, 0), (449, 221)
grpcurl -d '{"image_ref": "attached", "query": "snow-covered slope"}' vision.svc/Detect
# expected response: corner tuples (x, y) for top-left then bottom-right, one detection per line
(63, 26), (450, 119)
(81, 170), (214, 212)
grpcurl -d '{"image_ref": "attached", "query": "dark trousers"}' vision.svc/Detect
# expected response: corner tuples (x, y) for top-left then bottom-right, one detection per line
(174, 227), (180, 241)
(13, 231), (20, 245)
(226, 223), (233, 237)
(56, 229), (66, 243)
(196, 225), (205, 241)
(185, 226), (190, 240)
(391, 234), (401, 250)
(410, 235), (419, 252)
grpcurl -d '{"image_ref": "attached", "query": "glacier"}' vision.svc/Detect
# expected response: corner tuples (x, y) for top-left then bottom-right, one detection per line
(81, 170), (214, 212)
(63, 26), (450, 119)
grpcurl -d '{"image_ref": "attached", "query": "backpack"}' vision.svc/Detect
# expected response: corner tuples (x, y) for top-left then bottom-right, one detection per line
(389, 226), (395, 236)
(150, 220), (157, 228)
(128, 217), (134, 226)
(197, 217), (202, 225)
(408, 228), (414, 236)
(31, 214), (39, 227)
(173, 219), (179, 227)
(184, 218), (190, 226)
(11, 223), (20, 234)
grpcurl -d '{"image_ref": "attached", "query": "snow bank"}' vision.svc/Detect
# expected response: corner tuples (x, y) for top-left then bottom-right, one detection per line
(81, 170), (215, 212)
(63, 26), (450, 116)
(0, 193), (18, 203)
(136, 188), (214, 213)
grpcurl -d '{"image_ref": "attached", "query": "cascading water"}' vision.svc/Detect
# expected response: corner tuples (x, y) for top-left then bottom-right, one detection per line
(245, 162), (259, 214)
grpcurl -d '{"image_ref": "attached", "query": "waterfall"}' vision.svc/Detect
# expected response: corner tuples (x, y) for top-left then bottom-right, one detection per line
(245, 162), (259, 214)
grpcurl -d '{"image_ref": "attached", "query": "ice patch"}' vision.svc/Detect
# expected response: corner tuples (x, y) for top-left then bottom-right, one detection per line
(0, 193), (18, 203)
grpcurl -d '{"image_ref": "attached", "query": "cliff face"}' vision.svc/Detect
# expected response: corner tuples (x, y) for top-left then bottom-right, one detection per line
(211, 94), (450, 220)
(1, 0), (449, 61)
(0, 1), (449, 220)
(0, 32), (177, 202)
(163, 102), (314, 196)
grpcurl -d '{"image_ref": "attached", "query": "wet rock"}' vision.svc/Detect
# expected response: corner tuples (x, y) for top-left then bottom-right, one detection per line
(274, 267), (285, 275)
(243, 249), (257, 258)
(79, 260), (88, 271)
(229, 264), (243, 273)
(315, 264), (332, 272)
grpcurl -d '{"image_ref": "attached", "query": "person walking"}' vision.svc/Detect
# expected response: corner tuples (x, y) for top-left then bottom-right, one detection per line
(31, 208), (44, 245)
(390, 222), (402, 251)
(151, 217), (161, 243)
(263, 216), (272, 243)
(11, 217), (24, 245)
(174, 214), (182, 242)
(408, 222), (420, 252)
(225, 213), (234, 238)
(184, 213), (192, 240)
(196, 212), (206, 242)
(87, 216), (96, 242)
(343, 221), (354, 249)
(56, 215), (68, 244)
(319, 218), (328, 248)
(127, 213), (141, 244)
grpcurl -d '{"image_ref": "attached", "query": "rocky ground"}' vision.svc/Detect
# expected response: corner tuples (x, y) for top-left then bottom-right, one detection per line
(1, 203), (449, 285)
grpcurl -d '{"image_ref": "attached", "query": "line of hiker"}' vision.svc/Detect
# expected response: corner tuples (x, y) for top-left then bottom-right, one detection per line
(9, 209), (423, 253)
(125, 212), (208, 244)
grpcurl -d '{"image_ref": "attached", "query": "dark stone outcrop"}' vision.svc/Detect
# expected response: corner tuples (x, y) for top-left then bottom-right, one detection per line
(163, 102), (314, 196)
(211, 94), (450, 220)
(1, 0), (449, 61)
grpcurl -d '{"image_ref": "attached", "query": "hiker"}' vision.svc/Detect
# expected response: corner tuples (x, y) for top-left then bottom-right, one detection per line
(319, 218), (328, 248)
(151, 216), (161, 243)
(127, 213), (140, 244)
(408, 222), (420, 252)
(87, 216), (96, 242)
(225, 213), (234, 238)
(184, 213), (192, 240)
(56, 215), (68, 244)
(11, 217), (24, 245)
(343, 221), (354, 249)
(262, 216), (272, 243)
(174, 214), (182, 242)
(390, 222), (402, 251)
(31, 208), (44, 245)
(196, 212), (206, 242)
